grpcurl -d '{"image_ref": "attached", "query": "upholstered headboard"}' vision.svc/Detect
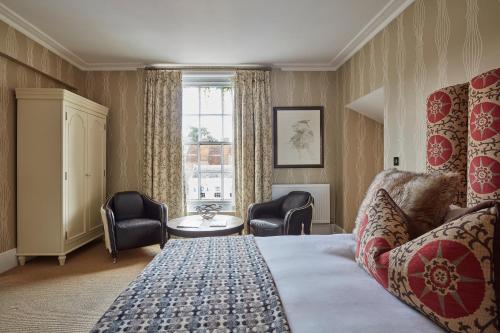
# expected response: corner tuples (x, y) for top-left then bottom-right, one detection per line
(426, 67), (500, 208)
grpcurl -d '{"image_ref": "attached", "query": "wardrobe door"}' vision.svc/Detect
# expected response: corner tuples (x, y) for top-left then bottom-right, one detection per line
(65, 107), (87, 240)
(86, 114), (106, 231)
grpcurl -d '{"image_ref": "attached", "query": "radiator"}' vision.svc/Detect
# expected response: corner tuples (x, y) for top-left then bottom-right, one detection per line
(271, 184), (330, 224)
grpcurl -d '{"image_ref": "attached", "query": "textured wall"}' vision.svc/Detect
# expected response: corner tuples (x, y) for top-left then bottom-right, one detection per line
(0, 21), (84, 252)
(80, 71), (144, 196)
(80, 70), (342, 225)
(271, 70), (340, 226)
(337, 0), (500, 232)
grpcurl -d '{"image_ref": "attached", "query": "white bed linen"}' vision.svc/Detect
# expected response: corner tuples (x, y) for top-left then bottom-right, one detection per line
(256, 234), (443, 333)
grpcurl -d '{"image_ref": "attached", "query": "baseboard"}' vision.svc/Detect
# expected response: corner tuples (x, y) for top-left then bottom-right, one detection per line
(332, 224), (346, 234)
(311, 223), (332, 235)
(0, 248), (17, 274)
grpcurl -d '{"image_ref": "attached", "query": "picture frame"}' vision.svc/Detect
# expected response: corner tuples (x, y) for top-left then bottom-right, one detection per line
(273, 106), (324, 168)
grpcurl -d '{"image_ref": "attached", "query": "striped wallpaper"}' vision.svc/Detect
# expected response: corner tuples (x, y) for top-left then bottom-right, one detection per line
(336, 0), (500, 232)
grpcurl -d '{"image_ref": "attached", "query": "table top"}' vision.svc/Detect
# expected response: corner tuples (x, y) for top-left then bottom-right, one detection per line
(167, 214), (244, 238)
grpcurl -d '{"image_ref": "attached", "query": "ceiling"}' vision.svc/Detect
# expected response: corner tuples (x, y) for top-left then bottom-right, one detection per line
(0, 0), (413, 71)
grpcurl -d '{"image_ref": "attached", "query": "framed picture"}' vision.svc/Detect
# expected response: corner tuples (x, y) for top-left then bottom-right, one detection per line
(273, 106), (324, 168)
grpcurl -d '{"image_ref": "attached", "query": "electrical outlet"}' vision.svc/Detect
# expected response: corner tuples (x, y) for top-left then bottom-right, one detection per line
(393, 156), (400, 166)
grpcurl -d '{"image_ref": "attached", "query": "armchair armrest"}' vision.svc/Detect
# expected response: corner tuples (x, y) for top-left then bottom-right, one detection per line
(283, 198), (314, 235)
(247, 198), (283, 221)
(142, 195), (168, 246)
(102, 198), (117, 255)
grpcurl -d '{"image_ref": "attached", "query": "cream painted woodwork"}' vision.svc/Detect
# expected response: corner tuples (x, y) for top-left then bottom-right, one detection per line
(16, 88), (108, 266)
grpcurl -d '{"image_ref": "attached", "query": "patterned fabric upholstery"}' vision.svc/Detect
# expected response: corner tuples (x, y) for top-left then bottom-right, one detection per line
(355, 189), (410, 288)
(385, 201), (500, 333)
(467, 68), (500, 206)
(426, 83), (469, 207)
(92, 236), (289, 332)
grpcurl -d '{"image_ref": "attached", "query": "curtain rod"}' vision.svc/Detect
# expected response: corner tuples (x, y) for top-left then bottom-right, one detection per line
(144, 65), (272, 71)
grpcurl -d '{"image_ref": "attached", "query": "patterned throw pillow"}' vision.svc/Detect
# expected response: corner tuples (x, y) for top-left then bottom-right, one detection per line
(467, 68), (500, 207)
(353, 169), (460, 240)
(355, 189), (410, 288)
(385, 201), (500, 332)
(426, 83), (468, 207)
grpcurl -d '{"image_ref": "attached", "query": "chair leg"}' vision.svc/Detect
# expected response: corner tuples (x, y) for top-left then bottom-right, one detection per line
(111, 251), (117, 264)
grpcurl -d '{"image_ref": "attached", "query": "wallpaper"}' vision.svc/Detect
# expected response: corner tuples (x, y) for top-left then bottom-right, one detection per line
(271, 70), (340, 227)
(79, 70), (341, 224)
(336, 0), (500, 232)
(80, 70), (144, 197)
(0, 20), (84, 252)
(2, 0), (500, 252)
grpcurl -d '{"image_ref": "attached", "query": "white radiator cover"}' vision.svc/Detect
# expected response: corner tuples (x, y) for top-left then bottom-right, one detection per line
(271, 184), (330, 224)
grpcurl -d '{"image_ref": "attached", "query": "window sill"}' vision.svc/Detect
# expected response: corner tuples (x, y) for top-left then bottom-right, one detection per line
(186, 211), (236, 216)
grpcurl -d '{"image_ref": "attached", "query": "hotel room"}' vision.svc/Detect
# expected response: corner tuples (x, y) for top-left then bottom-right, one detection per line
(0, 0), (499, 332)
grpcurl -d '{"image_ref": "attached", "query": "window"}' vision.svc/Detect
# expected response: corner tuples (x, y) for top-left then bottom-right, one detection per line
(182, 73), (234, 211)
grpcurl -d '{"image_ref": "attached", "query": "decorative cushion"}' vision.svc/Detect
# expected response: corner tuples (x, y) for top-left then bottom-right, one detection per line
(355, 189), (410, 288)
(426, 83), (469, 207)
(467, 68), (500, 206)
(385, 201), (500, 332)
(353, 169), (460, 239)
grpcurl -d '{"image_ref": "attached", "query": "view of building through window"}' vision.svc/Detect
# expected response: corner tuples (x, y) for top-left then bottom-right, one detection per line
(182, 86), (234, 210)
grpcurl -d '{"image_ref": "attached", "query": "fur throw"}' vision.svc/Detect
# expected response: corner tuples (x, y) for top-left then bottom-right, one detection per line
(352, 169), (460, 239)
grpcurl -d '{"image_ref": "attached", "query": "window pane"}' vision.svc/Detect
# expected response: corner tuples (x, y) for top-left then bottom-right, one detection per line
(223, 88), (233, 115)
(199, 115), (222, 142)
(223, 173), (233, 200)
(183, 144), (198, 172)
(223, 115), (233, 142)
(183, 87), (199, 114)
(186, 171), (199, 200)
(200, 87), (222, 114)
(182, 116), (199, 143)
(199, 145), (222, 172)
(200, 173), (222, 200)
(223, 145), (232, 171)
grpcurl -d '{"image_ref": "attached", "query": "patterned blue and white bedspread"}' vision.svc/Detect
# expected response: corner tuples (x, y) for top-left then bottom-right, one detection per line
(92, 235), (289, 333)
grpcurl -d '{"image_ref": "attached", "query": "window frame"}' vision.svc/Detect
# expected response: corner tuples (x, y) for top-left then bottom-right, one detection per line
(182, 72), (235, 212)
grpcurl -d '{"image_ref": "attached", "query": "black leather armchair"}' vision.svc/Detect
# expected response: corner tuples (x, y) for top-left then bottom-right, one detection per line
(247, 191), (314, 236)
(101, 191), (167, 262)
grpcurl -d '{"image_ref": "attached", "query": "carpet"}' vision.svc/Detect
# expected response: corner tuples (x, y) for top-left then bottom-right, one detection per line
(0, 239), (160, 333)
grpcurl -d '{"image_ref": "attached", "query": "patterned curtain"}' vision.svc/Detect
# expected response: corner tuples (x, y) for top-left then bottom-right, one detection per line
(143, 69), (185, 218)
(234, 70), (273, 229)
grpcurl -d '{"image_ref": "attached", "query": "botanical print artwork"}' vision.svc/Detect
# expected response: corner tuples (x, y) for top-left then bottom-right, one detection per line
(290, 119), (315, 158)
(274, 107), (324, 168)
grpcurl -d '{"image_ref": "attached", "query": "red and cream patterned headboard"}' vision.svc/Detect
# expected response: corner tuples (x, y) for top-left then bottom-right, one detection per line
(426, 67), (500, 208)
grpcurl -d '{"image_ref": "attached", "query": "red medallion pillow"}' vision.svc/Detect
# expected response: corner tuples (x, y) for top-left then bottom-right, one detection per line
(385, 201), (500, 332)
(426, 83), (468, 207)
(467, 68), (500, 206)
(355, 189), (410, 288)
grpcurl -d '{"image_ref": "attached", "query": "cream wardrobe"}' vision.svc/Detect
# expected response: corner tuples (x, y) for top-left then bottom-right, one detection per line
(16, 89), (108, 265)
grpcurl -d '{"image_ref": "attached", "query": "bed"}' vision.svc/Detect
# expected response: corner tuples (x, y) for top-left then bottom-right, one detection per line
(92, 234), (443, 332)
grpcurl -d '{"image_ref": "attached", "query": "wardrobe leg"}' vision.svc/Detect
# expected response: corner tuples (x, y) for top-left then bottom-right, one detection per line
(58, 255), (66, 266)
(18, 256), (26, 266)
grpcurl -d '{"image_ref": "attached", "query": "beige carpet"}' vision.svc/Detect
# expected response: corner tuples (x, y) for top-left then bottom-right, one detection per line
(0, 239), (160, 333)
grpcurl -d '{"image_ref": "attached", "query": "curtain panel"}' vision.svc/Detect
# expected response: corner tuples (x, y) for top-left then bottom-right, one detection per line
(143, 69), (185, 218)
(234, 70), (273, 230)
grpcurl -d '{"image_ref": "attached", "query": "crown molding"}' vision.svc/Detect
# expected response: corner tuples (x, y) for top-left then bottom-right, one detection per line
(0, 3), (87, 70)
(275, 63), (336, 71)
(0, 0), (414, 72)
(329, 0), (415, 70)
(84, 62), (144, 71)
